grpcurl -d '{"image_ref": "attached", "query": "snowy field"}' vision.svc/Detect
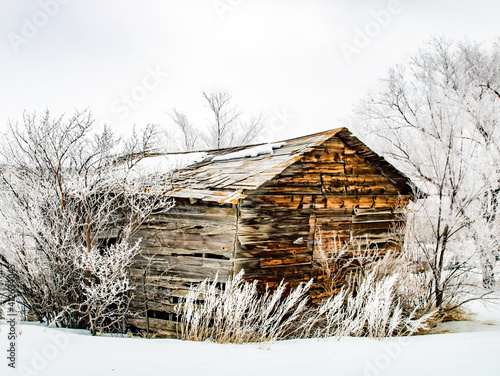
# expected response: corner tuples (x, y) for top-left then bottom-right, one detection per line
(1, 300), (500, 376)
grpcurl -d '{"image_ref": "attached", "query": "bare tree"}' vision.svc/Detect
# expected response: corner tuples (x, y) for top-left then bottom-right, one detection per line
(202, 92), (242, 149)
(163, 92), (265, 151)
(201, 92), (265, 149)
(169, 109), (200, 151)
(352, 37), (500, 308)
(236, 113), (266, 146)
(0, 110), (173, 333)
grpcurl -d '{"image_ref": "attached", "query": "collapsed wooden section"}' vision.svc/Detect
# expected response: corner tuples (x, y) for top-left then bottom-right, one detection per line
(127, 128), (413, 336)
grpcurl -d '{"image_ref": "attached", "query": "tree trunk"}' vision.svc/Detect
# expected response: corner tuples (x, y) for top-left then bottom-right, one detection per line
(480, 247), (496, 289)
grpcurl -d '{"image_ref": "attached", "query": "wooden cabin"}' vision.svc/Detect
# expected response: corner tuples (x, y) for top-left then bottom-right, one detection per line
(127, 127), (415, 336)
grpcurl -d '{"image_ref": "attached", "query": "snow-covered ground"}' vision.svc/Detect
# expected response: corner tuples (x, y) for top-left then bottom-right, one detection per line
(1, 299), (500, 376)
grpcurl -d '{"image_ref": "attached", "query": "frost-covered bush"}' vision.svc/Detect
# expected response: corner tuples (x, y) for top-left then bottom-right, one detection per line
(0, 110), (172, 334)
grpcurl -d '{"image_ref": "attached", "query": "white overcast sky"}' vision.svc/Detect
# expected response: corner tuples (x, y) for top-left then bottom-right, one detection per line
(1, 0), (499, 142)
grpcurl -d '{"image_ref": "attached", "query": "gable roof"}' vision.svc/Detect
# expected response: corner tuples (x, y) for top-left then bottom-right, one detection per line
(137, 128), (414, 204)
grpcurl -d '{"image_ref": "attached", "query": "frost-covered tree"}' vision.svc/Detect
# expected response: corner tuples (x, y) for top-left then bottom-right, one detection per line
(353, 37), (500, 307)
(0, 110), (172, 333)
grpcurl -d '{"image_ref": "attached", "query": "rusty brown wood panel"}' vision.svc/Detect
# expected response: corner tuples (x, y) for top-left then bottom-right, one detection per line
(249, 194), (405, 209)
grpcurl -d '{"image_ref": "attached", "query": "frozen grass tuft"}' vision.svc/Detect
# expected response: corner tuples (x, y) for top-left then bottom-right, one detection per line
(175, 265), (435, 343)
(176, 271), (312, 343)
(294, 271), (436, 339)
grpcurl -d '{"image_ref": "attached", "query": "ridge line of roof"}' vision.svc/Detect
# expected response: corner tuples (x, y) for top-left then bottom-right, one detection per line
(148, 127), (346, 156)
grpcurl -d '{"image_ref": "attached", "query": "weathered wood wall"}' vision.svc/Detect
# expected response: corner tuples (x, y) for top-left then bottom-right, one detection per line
(235, 136), (409, 302)
(128, 199), (238, 336)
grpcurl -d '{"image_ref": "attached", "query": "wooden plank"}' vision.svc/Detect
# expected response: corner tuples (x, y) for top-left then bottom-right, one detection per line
(279, 162), (346, 175)
(128, 317), (181, 337)
(140, 221), (236, 235)
(321, 138), (346, 149)
(259, 254), (312, 268)
(134, 254), (233, 268)
(301, 149), (345, 163)
(156, 237), (234, 252)
(154, 231), (234, 242)
(136, 246), (234, 259)
(249, 194), (405, 209)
